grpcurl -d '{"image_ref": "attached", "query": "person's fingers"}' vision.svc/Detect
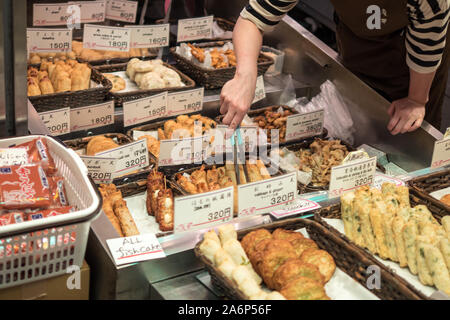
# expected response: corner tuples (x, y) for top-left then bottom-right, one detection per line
(387, 110), (400, 132)
(408, 117), (423, 132)
(219, 96), (229, 115)
(387, 102), (396, 117)
(391, 114), (408, 135)
(400, 117), (416, 134)
(222, 107), (236, 125)
(229, 111), (245, 131)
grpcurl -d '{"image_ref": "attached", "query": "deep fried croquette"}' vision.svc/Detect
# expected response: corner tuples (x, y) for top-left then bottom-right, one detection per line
(280, 276), (330, 300)
(290, 237), (319, 257)
(299, 248), (336, 283)
(259, 240), (297, 289)
(272, 228), (304, 242)
(272, 259), (324, 291)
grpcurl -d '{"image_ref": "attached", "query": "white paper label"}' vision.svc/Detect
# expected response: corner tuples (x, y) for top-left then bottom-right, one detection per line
(33, 3), (72, 26)
(80, 155), (118, 184)
(270, 198), (321, 219)
(286, 109), (324, 141)
(106, 234), (166, 266)
(38, 108), (70, 136)
(159, 135), (211, 166)
(128, 24), (170, 49)
(328, 156), (377, 199)
(123, 92), (167, 127)
(83, 24), (130, 52)
(252, 76), (266, 104)
(70, 101), (115, 132)
(372, 173), (405, 190)
(167, 88), (204, 117)
(105, 0), (138, 23)
(238, 172), (297, 217)
(97, 140), (149, 176)
(68, 1), (106, 23)
(27, 28), (72, 53)
(431, 136), (450, 169)
(174, 187), (234, 234)
(0, 149), (29, 167)
(177, 16), (214, 42)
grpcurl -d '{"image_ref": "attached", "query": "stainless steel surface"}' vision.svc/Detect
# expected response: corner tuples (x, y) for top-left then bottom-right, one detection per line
(297, 0), (336, 32)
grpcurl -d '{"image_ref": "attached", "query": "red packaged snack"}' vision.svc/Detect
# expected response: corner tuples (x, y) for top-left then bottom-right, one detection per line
(0, 164), (51, 210)
(49, 176), (69, 208)
(13, 137), (57, 175)
(27, 206), (74, 220)
(0, 211), (25, 226)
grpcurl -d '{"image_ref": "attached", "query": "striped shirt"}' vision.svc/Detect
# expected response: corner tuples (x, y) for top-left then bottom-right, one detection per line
(240, 0), (450, 73)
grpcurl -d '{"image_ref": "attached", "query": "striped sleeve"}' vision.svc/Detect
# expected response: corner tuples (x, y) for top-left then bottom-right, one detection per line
(240, 0), (298, 32)
(406, 0), (450, 73)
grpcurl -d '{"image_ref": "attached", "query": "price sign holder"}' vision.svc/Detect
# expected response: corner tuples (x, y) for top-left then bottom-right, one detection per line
(270, 198), (321, 219)
(174, 187), (234, 234)
(177, 16), (214, 43)
(96, 140), (149, 176)
(68, 1), (106, 23)
(431, 130), (450, 169)
(33, 3), (72, 26)
(159, 135), (211, 167)
(105, 0), (138, 23)
(38, 108), (71, 136)
(27, 28), (72, 53)
(285, 109), (324, 141)
(80, 156), (118, 184)
(328, 156), (377, 199)
(106, 234), (166, 266)
(70, 101), (115, 132)
(238, 172), (297, 217)
(127, 24), (170, 49)
(123, 92), (167, 127)
(252, 76), (266, 104)
(83, 24), (131, 52)
(167, 88), (204, 117)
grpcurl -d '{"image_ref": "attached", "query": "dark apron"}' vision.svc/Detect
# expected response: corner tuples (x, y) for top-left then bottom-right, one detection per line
(330, 0), (449, 129)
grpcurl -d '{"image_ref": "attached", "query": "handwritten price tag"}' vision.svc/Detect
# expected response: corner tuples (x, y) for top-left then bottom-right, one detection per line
(252, 76), (266, 104)
(27, 28), (72, 53)
(38, 108), (70, 136)
(123, 92), (167, 127)
(177, 16), (214, 42)
(105, 0), (137, 23)
(238, 172), (297, 217)
(270, 199), (321, 219)
(159, 135), (211, 166)
(97, 140), (149, 176)
(174, 187), (234, 234)
(106, 234), (165, 266)
(83, 24), (130, 52)
(431, 132), (450, 169)
(328, 156), (377, 199)
(68, 1), (106, 23)
(128, 24), (170, 49)
(286, 109), (324, 141)
(0, 149), (29, 167)
(70, 101), (114, 132)
(167, 88), (204, 117)
(80, 156), (117, 184)
(33, 3), (72, 26)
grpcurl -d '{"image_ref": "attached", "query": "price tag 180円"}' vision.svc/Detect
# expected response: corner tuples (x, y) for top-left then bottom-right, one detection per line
(174, 187), (234, 234)
(83, 24), (130, 52)
(70, 101), (114, 132)
(167, 88), (204, 117)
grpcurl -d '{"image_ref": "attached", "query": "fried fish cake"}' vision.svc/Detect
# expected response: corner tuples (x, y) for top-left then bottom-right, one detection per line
(299, 249), (336, 283)
(250, 238), (273, 275)
(290, 238), (319, 257)
(280, 276), (329, 300)
(272, 259), (324, 291)
(241, 229), (272, 258)
(259, 240), (297, 289)
(272, 228), (305, 242)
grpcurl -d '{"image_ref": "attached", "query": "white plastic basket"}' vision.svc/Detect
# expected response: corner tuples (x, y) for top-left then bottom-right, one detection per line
(0, 135), (101, 289)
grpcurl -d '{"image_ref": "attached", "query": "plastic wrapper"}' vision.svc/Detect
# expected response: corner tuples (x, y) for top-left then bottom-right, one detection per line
(27, 206), (74, 221)
(12, 137), (57, 175)
(0, 211), (26, 226)
(0, 164), (51, 210)
(49, 176), (69, 208)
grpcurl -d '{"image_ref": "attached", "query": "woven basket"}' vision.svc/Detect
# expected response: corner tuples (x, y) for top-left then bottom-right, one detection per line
(170, 41), (274, 89)
(62, 133), (154, 186)
(194, 217), (426, 300)
(93, 61), (196, 107)
(408, 168), (450, 218)
(29, 67), (112, 112)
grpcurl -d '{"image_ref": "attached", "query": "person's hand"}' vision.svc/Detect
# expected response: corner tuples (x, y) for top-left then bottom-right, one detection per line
(387, 97), (426, 135)
(220, 73), (257, 133)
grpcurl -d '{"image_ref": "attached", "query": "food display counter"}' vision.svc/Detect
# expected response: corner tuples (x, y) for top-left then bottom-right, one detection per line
(1, 0), (448, 302)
